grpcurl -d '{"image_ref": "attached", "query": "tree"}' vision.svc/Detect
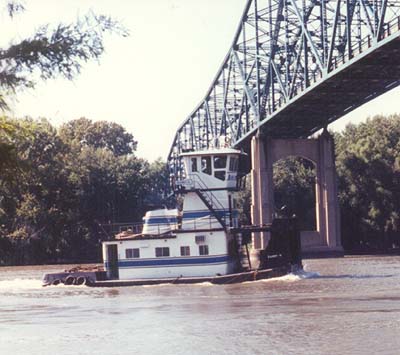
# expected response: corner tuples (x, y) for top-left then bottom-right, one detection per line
(235, 178), (251, 225)
(0, 117), (70, 264)
(142, 158), (174, 208)
(273, 157), (316, 230)
(0, 116), (150, 264)
(0, 1), (128, 110)
(336, 115), (400, 251)
(0, 3), (129, 252)
(56, 119), (145, 260)
(59, 118), (137, 156)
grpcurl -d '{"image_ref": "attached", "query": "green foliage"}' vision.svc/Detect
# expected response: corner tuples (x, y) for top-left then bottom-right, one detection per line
(0, 2), (133, 264)
(0, 116), (33, 175)
(59, 117), (137, 156)
(235, 179), (251, 225)
(0, 1), (128, 109)
(142, 158), (174, 208)
(335, 115), (400, 251)
(3, 1), (25, 18)
(273, 157), (316, 230)
(0, 116), (167, 265)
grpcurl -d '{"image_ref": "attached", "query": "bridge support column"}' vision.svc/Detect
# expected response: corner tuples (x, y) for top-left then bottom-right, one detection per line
(250, 131), (343, 256)
(251, 134), (273, 249)
(315, 131), (342, 251)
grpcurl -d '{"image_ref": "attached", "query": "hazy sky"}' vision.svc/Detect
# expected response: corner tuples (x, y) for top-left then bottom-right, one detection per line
(4, 0), (400, 161)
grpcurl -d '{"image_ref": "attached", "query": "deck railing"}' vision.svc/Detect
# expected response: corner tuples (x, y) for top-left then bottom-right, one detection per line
(100, 213), (228, 240)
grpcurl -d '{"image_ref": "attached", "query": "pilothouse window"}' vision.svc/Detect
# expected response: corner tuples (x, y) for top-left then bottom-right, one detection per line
(213, 155), (227, 181)
(201, 156), (211, 175)
(229, 157), (238, 172)
(214, 156), (227, 169)
(214, 171), (226, 181)
(191, 158), (198, 172)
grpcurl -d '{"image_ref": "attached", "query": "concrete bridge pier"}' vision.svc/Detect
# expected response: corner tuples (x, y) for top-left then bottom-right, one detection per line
(250, 133), (273, 249)
(250, 131), (343, 256)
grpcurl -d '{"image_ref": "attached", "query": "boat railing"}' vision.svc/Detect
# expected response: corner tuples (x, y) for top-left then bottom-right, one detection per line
(101, 212), (227, 239)
(103, 222), (144, 235)
(181, 214), (224, 230)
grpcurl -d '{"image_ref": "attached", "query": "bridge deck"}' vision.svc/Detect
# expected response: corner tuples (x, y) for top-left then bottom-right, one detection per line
(261, 35), (400, 140)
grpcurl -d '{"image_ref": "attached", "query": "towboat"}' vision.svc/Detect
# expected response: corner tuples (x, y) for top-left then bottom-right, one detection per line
(43, 148), (302, 287)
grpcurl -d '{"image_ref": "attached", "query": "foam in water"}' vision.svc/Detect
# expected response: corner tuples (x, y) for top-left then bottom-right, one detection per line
(142, 281), (214, 288)
(258, 269), (320, 283)
(193, 281), (214, 287)
(0, 278), (43, 290)
(142, 283), (175, 288)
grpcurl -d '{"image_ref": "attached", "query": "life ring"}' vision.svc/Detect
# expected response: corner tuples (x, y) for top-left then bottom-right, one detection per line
(75, 276), (87, 286)
(64, 276), (75, 285)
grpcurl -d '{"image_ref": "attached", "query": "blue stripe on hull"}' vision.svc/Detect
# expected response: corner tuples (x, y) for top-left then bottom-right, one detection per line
(106, 255), (230, 269)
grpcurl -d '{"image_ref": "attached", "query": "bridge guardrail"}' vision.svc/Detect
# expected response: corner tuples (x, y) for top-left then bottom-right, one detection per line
(268, 15), (400, 113)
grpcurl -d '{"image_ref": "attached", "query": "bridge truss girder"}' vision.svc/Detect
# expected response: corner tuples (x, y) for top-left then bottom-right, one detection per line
(168, 0), (400, 178)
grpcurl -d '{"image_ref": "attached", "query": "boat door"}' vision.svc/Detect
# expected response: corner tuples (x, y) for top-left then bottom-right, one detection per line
(107, 244), (119, 279)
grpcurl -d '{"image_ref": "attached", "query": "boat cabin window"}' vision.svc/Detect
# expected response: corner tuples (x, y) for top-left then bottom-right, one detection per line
(125, 248), (140, 259)
(214, 171), (226, 181)
(155, 247), (170, 257)
(195, 235), (206, 243)
(180, 246), (190, 256)
(191, 158), (198, 172)
(213, 155), (227, 169)
(199, 245), (209, 256)
(213, 155), (227, 181)
(229, 157), (239, 172)
(201, 156), (211, 175)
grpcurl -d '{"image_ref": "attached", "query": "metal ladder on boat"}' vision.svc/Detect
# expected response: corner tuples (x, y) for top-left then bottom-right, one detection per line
(188, 174), (228, 230)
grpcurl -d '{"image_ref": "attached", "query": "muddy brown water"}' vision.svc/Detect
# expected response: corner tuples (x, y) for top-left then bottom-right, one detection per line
(1, 256), (400, 355)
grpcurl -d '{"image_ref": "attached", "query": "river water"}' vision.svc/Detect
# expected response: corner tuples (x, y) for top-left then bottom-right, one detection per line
(1, 256), (400, 355)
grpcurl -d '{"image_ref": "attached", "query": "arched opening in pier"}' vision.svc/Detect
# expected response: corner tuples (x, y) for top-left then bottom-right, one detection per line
(273, 156), (316, 231)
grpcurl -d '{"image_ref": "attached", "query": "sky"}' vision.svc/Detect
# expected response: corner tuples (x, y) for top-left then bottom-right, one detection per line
(4, 0), (400, 161)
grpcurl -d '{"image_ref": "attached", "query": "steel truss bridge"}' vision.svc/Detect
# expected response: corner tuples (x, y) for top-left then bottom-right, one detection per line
(168, 0), (400, 176)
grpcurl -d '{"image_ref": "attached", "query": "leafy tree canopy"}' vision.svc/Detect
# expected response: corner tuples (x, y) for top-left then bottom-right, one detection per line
(0, 0), (128, 110)
(336, 115), (400, 249)
(273, 156), (316, 230)
(59, 117), (137, 156)
(0, 116), (164, 265)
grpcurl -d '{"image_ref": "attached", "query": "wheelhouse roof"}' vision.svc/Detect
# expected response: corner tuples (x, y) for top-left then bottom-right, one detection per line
(180, 148), (243, 157)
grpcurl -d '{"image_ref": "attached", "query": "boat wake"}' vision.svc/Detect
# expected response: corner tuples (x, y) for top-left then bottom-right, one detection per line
(192, 281), (214, 287)
(258, 269), (320, 283)
(0, 278), (43, 291)
(142, 281), (214, 288)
